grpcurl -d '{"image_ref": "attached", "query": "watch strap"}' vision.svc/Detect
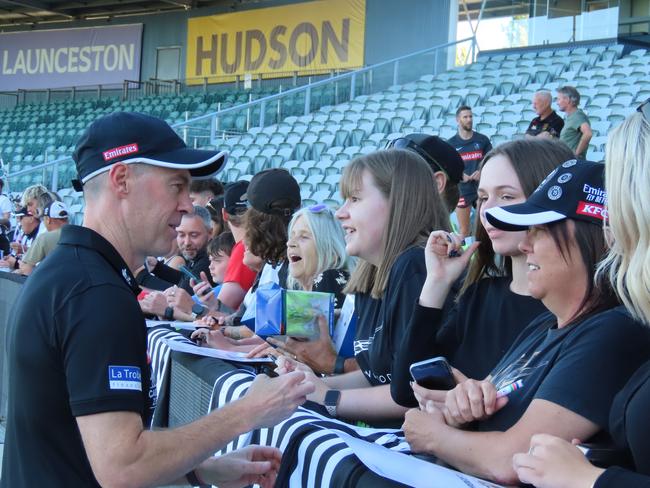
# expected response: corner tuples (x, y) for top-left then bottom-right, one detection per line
(324, 389), (341, 417)
(333, 355), (346, 375)
(163, 306), (174, 321)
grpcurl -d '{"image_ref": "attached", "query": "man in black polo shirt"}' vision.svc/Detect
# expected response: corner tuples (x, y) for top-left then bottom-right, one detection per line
(1, 112), (314, 487)
(525, 89), (564, 139)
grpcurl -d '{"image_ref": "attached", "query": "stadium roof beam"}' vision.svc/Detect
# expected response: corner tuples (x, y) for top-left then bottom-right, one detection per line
(0, 0), (74, 18)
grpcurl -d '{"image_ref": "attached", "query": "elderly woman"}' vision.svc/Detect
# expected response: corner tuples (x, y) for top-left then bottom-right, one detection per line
(401, 160), (650, 485)
(512, 102), (650, 488)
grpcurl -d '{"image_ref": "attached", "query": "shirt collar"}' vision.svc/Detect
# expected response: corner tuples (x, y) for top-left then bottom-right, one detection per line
(58, 225), (142, 295)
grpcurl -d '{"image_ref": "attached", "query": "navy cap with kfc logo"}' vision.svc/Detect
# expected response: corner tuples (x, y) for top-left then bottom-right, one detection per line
(486, 160), (606, 231)
(72, 112), (228, 191)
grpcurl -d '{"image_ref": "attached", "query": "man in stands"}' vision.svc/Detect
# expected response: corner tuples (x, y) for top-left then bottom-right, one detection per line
(448, 105), (492, 237)
(148, 205), (215, 294)
(0, 205), (40, 270)
(20, 183), (49, 235)
(189, 178), (224, 206)
(525, 90), (564, 138)
(557, 85), (593, 158)
(1, 112), (313, 487)
(17, 200), (69, 276)
(216, 180), (258, 311)
(0, 178), (12, 255)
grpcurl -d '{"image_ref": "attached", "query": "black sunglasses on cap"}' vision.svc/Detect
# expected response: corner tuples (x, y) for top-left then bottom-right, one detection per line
(385, 138), (448, 178)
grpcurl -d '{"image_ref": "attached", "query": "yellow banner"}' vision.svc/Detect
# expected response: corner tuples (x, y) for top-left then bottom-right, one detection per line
(186, 0), (365, 84)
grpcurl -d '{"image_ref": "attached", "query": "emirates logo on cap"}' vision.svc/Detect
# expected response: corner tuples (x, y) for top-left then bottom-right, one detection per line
(103, 143), (139, 161)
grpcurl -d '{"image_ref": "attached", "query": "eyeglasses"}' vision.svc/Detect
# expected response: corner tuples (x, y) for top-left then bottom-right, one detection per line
(637, 98), (650, 121)
(385, 137), (448, 178)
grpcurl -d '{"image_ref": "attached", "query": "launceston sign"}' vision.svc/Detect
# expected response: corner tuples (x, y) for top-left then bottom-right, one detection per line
(186, 0), (365, 83)
(0, 24), (142, 91)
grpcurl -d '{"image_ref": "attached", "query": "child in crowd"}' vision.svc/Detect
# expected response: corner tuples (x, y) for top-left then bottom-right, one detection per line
(391, 139), (574, 407)
(512, 101), (650, 488)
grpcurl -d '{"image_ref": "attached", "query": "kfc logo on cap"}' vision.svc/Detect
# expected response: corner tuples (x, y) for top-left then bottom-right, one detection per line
(576, 201), (607, 221)
(103, 143), (139, 162)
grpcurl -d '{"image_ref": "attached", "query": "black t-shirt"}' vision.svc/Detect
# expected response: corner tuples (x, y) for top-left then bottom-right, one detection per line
(313, 268), (349, 308)
(447, 132), (492, 202)
(593, 359), (650, 487)
(392, 277), (548, 407)
(479, 307), (650, 434)
(354, 247), (427, 386)
(525, 111), (564, 138)
(1, 225), (155, 487)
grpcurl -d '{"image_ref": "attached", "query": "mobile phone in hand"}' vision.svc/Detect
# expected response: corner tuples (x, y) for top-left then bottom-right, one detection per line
(180, 265), (202, 284)
(409, 356), (456, 390)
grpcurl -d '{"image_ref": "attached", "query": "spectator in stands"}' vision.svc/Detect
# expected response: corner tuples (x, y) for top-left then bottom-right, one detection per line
(0, 206), (39, 270)
(448, 105), (493, 238)
(20, 183), (48, 235)
(401, 161), (648, 485)
(525, 90), (564, 139)
(0, 178), (11, 254)
(148, 205), (215, 295)
(189, 178), (224, 206)
(557, 85), (592, 159)
(217, 181), (258, 311)
(386, 134), (464, 214)
(391, 139), (574, 408)
(512, 100), (650, 488)
(1, 111), (313, 487)
(17, 200), (69, 276)
(246, 204), (354, 369)
(276, 149), (450, 426)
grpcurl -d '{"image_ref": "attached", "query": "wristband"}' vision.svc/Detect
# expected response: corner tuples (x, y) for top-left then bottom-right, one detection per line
(333, 355), (346, 375)
(163, 306), (174, 321)
(186, 469), (206, 486)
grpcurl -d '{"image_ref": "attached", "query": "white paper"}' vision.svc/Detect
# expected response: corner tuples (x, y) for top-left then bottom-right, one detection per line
(162, 338), (269, 363)
(333, 431), (503, 488)
(146, 320), (203, 331)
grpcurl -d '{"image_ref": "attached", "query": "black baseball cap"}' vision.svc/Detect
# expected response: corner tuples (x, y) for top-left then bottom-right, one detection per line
(486, 160), (606, 231)
(245, 169), (301, 217)
(72, 112), (228, 191)
(13, 206), (32, 217)
(386, 134), (464, 185)
(224, 181), (249, 215)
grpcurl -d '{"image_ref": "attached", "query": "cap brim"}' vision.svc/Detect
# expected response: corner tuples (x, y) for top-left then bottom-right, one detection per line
(485, 202), (567, 231)
(81, 149), (228, 184)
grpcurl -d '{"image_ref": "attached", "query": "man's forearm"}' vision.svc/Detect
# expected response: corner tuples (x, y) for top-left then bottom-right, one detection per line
(80, 396), (261, 488)
(575, 134), (591, 156)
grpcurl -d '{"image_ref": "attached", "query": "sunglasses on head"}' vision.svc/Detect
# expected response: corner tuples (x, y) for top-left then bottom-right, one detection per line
(307, 203), (333, 215)
(385, 138), (448, 177)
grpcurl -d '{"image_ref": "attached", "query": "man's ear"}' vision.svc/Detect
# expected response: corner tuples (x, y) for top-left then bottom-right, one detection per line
(433, 171), (447, 194)
(222, 208), (229, 222)
(107, 163), (130, 197)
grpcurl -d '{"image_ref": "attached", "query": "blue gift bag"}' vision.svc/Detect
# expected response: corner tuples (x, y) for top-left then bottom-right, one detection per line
(253, 283), (285, 337)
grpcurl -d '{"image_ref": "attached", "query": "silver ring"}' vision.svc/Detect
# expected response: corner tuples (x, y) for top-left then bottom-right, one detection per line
(528, 446), (535, 455)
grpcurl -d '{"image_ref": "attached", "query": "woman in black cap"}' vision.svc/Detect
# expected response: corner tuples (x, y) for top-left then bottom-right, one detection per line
(401, 160), (649, 485)
(512, 103), (650, 488)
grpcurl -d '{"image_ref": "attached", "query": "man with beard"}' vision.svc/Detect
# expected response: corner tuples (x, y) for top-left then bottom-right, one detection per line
(149, 205), (214, 294)
(448, 105), (492, 237)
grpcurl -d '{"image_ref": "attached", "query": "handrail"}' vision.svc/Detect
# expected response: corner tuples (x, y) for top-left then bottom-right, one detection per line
(4, 36), (477, 190)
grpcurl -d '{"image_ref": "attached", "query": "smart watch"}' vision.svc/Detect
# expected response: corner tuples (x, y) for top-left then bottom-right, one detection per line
(324, 389), (341, 417)
(191, 303), (206, 320)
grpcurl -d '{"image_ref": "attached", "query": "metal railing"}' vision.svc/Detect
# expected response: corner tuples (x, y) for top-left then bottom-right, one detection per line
(3, 36), (476, 193)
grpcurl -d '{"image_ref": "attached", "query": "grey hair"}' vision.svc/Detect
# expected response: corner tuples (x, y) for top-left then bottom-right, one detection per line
(20, 184), (48, 207)
(557, 86), (581, 107)
(534, 90), (552, 104)
(188, 205), (213, 231)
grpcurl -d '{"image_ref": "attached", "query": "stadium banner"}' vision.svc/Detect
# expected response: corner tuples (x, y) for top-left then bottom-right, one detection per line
(186, 0), (365, 84)
(0, 24), (143, 91)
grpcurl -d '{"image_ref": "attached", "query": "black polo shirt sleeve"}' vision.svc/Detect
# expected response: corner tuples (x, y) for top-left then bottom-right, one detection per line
(57, 283), (149, 418)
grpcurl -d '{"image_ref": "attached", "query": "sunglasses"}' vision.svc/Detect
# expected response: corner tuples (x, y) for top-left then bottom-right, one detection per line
(307, 203), (333, 214)
(385, 138), (448, 178)
(637, 98), (650, 121)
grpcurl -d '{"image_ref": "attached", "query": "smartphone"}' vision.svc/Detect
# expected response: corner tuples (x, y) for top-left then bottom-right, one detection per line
(180, 265), (202, 284)
(409, 356), (456, 390)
